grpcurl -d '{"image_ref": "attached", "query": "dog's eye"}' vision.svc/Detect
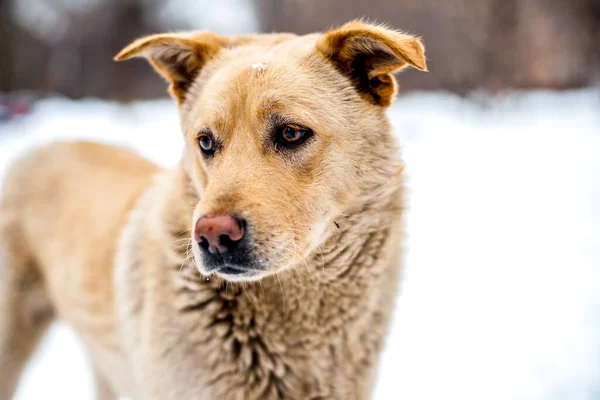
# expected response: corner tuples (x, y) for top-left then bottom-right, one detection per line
(276, 125), (313, 149)
(198, 133), (215, 155)
(282, 126), (305, 142)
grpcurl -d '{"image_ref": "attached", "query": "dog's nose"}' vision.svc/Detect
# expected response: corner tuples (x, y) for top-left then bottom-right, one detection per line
(194, 214), (245, 254)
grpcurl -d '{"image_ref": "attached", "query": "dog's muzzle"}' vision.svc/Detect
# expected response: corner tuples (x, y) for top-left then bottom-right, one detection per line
(194, 214), (263, 278)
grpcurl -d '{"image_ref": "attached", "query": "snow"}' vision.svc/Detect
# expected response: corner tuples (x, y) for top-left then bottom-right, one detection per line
(2, 89), (599, 400)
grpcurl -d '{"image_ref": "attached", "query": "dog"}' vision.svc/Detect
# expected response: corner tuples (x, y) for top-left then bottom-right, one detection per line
(0, 21), (426, 399)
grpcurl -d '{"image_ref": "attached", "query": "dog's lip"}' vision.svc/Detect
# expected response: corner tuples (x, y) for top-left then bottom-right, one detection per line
(218, 266), (250, 275)
(213, 265), (264, 281)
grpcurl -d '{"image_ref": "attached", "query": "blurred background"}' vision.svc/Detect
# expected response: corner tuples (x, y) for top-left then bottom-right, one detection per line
(1, 0), (600, 102)
(1, 1), (600, 400)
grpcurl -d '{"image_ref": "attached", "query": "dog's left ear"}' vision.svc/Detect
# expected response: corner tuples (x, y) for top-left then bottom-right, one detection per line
(316, 21), (427, 107)
(114, 32), (229, 103)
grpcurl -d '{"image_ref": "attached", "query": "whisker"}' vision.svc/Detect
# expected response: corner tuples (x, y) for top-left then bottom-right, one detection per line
(241, 282), (256, 306)
(274, 271), (286, 316)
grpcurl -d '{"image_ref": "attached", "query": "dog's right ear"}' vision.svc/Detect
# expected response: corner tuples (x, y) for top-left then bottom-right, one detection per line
(115, 32), (229, 103)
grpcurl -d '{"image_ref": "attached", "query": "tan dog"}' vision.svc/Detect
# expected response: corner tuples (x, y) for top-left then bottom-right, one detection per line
(0, 21), (426, 399)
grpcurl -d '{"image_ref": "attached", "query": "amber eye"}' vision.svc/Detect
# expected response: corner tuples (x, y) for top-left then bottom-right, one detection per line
(282, 126), (306, 142)
(276, 125), (313, 149)
(198, 133), (215, 155)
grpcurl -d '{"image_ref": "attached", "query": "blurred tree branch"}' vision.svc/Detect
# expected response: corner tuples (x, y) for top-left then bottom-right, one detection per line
(255, 0), (600, 92)
(1, 0), (598, 99)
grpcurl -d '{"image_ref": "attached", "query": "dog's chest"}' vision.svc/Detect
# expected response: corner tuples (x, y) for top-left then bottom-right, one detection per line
(164, 273), (347, 399)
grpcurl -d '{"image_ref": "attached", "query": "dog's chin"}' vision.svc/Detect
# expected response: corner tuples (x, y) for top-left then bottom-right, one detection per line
(216, 267), (266, 282)
(196, 263), (267, 282)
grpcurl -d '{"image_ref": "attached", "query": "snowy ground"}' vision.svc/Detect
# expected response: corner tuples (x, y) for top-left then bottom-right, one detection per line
(1, 90), (599, 400)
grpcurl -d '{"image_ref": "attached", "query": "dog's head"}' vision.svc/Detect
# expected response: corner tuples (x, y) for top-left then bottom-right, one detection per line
(116, 21), (426, 281)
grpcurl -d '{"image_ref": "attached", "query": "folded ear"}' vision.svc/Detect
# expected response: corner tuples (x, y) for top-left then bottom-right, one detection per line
(316, 21), (427, 107)
(115, 32), (229, 103)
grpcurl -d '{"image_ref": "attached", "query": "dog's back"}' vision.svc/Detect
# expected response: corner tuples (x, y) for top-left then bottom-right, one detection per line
(0, 141), (157, 399)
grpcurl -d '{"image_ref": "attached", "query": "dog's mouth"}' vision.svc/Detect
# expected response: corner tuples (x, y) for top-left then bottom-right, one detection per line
(191, 215), (308, 282)
(212, 264), (264, 281)
(193, 239), (268, 281)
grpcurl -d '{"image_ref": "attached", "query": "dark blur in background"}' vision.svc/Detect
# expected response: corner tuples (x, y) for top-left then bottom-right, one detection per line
(1, 0), (600, 101)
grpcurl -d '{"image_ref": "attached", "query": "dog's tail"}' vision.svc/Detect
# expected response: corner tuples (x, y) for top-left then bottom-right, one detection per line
(0, 167), (55, 400)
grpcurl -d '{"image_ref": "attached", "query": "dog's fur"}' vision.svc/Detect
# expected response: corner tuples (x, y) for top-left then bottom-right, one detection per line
(0, 21), (426, 399)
